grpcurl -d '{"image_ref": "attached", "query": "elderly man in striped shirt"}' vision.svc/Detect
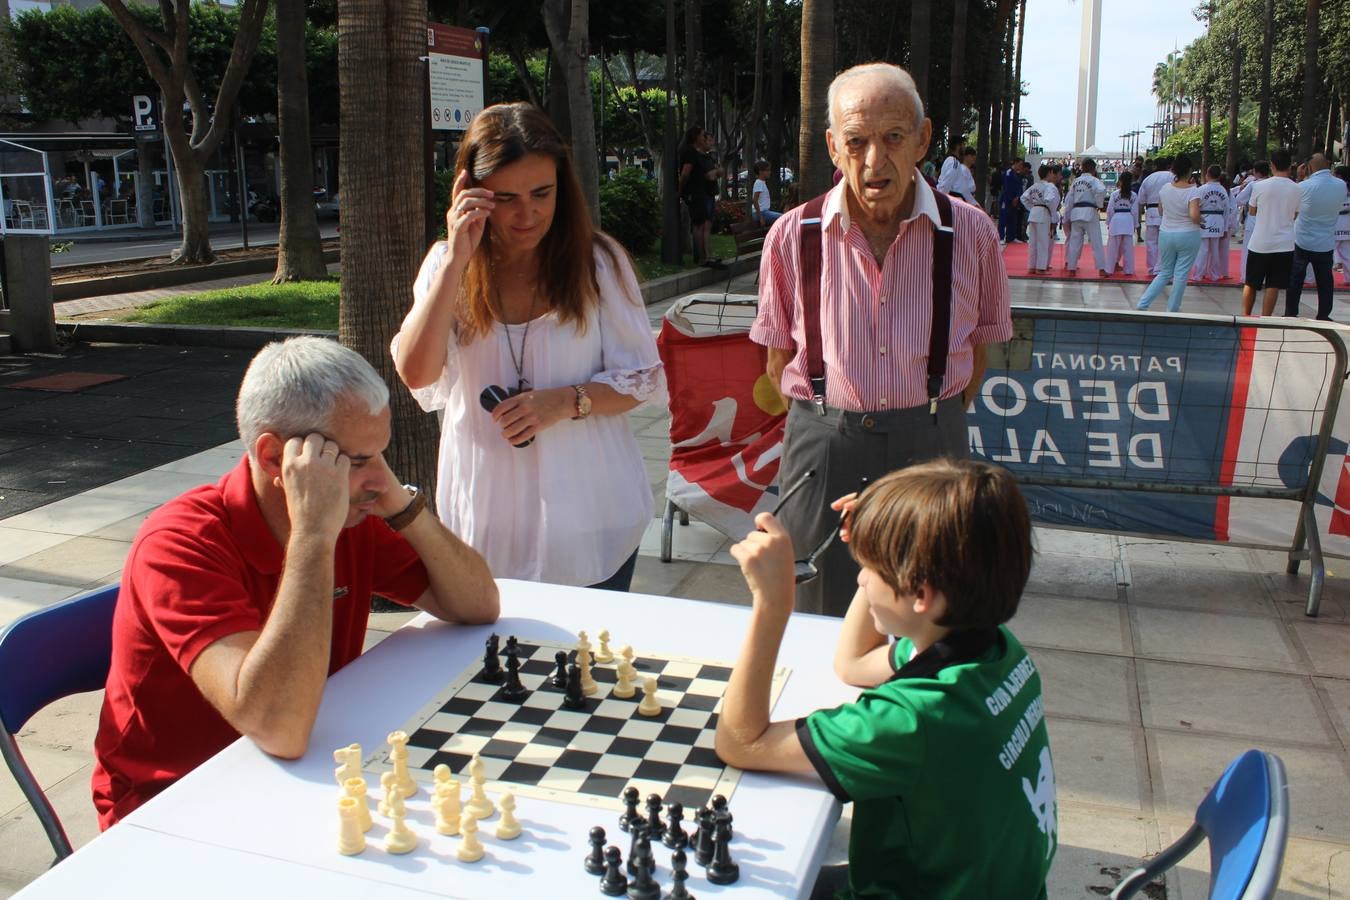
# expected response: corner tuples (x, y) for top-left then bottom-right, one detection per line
(750, 62), (1014, 616)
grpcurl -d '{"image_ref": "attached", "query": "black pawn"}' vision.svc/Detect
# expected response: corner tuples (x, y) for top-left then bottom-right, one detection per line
(481, 633), (504, 684)
(665, 849), (694, 900)
(627, 850), (660, 900)
(628, 821), (654, 876)
(662, 801), (687, 850)
(600, 846), (628, 896)
(562, 662), (586, 710)
(585, 826), (607, 875)
(619, 787), (642, 833)
(552, 650), (569, 689)
(711, 795), (732, 839)
(645, 794), (666, 841)
(706, 816), (739, 885)
(500, 648), (528, 702)
(693, 809), (715, 867)
(505, 635), (519, 657)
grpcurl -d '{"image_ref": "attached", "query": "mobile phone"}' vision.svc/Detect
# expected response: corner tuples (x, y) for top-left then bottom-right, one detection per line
(479, 385), (534, 448)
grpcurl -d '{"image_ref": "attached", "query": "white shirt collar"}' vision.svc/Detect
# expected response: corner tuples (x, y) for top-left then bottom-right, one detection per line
(822, 167), (941, 232)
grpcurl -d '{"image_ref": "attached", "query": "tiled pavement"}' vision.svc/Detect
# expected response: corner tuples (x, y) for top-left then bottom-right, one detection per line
(2, 273), (1350, 897)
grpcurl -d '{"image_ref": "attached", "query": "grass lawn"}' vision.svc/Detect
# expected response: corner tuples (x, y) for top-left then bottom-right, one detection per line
(125, 277), (341, 330)
(633, 234), (736, 281)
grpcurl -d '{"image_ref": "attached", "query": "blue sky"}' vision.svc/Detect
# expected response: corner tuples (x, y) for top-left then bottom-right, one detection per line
(1019, 0), (1209, 154)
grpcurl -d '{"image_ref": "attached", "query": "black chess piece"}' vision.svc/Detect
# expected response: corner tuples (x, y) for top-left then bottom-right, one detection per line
(662, 801), (687, 850)
(585, 826), (607, 875)
(711, 795), (731, 839)
(693, 809), (715, 867)
(665, 849), (694, 900)
(600, 846), (628, 896)
(619, 787), (642, 833)
(627, 820), (647, 875)
(481, 633), (504, 684)
(626, 849), (660, 900)
(645, 794), (666, 841)
(552, 650), (569, 689)
(705, 815), (739, 885)
(505, 635), (519, 657)
(500, 648), (528, 702)
(562, 662), (586, 710)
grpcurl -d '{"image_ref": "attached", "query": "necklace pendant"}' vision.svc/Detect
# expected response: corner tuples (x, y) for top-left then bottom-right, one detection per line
(517, 379), (530, 394)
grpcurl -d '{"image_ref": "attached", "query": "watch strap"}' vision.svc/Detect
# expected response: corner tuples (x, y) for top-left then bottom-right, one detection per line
(384, 486), (426, 532)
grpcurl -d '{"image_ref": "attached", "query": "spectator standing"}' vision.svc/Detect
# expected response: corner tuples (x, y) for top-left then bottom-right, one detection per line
(1236, 161), (1270, 282)
(677, 126), (724, 267)
(1242, 149), (1300, 317)
(1136, 155), (1203, 312)
(1283, 153), (1345, 320)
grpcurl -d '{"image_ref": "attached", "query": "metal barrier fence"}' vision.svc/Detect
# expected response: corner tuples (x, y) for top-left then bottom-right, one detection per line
(657, 298), (1348, 616)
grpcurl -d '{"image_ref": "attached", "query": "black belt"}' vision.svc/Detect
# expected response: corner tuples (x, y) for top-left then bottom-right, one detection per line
(1144, 203), (1159, 209)
(1073, 202), (1097, 208)
(1202, 209), (1226, 216)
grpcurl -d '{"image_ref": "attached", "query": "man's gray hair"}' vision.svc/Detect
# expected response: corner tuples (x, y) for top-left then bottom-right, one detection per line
(827, 63), (925, 132)
(236, 336), (389, 456)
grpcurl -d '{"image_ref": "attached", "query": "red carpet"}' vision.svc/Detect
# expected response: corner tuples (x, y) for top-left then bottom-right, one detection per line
(1002, 241), (1244, 285)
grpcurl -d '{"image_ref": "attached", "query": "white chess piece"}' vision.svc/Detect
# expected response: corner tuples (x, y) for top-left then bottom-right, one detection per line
(612, 659), (636, 699)
(578, 645), (598, 696)
(433, 763), (452, 792)
(387, 730), (418, 798)
(465, 754), (495, 819)
(377, 771), (399, 817)
(435, 781), (462, 835)
(333, 743), (362, 787)
(383, 790), (418, 854)
(337, 796), (366, 855)
(456, 811), (485, 862)
(495, 792), (522, 840)
(638, 676), (662, 716)
(342, 777), (372, 833)
(595, 629), (615, 663)
(577, 630), (591, 655)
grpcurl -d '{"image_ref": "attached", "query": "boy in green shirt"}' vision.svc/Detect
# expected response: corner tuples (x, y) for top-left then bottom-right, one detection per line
(718, 459), (1056, 899)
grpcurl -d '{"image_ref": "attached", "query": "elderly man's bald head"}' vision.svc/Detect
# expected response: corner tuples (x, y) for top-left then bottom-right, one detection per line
(827, 63), (924, 133)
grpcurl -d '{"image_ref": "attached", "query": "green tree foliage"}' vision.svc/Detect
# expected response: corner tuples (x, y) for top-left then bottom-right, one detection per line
(599, 166), (659, 254)
(1157, 118), (1258, 167)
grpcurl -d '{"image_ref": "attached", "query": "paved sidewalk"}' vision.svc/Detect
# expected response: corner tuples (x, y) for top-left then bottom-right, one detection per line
(1, 275), (1349, 897)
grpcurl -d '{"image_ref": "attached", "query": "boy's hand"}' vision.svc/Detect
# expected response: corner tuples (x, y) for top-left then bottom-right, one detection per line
(829, 492), (859, 543)
(731, 512), (795, 617)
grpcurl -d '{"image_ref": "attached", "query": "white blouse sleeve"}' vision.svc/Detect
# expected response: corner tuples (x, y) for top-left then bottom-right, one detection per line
(390, 241), (460, 413)
(592, 242), (668, 410)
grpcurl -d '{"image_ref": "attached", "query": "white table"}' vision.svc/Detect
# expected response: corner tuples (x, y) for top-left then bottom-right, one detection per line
(17, 580), (856, 898)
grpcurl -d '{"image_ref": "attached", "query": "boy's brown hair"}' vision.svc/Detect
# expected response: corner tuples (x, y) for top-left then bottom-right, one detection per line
(848, 459), (1033, 629)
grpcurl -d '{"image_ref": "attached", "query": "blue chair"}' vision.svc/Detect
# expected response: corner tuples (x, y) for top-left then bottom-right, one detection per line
(1110, 749), (1290, 900)
(0, 584), (119, 864)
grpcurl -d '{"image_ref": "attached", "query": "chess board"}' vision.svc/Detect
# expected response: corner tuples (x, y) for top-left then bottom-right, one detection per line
(364, 637), (791, 811)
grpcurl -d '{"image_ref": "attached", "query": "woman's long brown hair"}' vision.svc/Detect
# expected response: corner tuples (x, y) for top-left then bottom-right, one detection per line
(453, 102), (625, 342)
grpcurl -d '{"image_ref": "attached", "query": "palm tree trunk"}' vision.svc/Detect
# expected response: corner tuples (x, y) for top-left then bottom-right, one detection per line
(685, 0), (703, 126)
(948, 0), (968, 144)
(542, 0), (600, 224)
(1226, 33), (1241, 174)
(746, 0), (766, 215)
(798, 0), (834, 198)
(908, 0), (931, 100)
(1299, 0), (1320, 160)
(1010, 0), (1025, 156)
(767, 0), (784, 202)
(661, 0), (680, 264)
(1201, 98), (1212, 172)
(273, 0), (326, 282)
(337, 0), (439, 495)
(1257, 0), (1274, 156)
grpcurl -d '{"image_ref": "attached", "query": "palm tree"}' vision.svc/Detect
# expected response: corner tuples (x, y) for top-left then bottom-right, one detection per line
(337, 0), (440, 493)
(798, 0), (834, 198)
(273, 0), (326, 282)
(1257, 0), (1274, 156)
(909, 0), (931, 99)
(745, 0), (767, 216)
(543, 0), (600, 224)
(948, 0), (969, 146)
(1010, 0), (1026, 156)
(1299, 0), (1320, 159)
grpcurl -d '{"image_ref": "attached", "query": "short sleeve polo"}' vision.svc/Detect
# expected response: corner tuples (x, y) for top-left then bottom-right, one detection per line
(797, 626), (1056, 900)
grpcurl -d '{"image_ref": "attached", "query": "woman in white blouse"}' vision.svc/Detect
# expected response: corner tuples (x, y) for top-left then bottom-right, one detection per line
(1135, 154), (1203, 312)
(393, 103), (667, 591)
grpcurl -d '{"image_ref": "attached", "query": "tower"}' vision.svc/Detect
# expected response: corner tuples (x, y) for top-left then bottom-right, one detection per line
(1074, 0), (1102, 154)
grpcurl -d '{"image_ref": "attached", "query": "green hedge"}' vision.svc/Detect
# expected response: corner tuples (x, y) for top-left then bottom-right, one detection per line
(599, 167), (660, 255)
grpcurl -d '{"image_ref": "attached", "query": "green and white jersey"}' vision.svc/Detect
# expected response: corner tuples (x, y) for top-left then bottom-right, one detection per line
(797, 626), (1056, 899)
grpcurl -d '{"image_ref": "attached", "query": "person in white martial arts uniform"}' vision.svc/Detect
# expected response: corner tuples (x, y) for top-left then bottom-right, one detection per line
(1137, 157), (1174, 275)
(1333, 165), (1350, 287)
(1105, 172), (1139, 276)
(1021, 164), (1062, 273)
(1061, 157), (1108, 276)
(1193, 166), (1234, 282)
(1236, 161), (1269, 283)
(935, 137), (965, 195)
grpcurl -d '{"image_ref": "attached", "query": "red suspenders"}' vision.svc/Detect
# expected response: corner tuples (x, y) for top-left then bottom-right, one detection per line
(797, 188), (955, 420)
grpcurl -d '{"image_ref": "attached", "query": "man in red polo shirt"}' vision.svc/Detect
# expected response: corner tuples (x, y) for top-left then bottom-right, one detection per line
(92, 337), (499, 828)
(752, 62), (1013, 616)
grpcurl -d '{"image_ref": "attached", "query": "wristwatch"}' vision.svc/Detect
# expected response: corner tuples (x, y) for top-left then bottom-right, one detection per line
(571, 384), (592, 420)
(384, 484), (426, 532)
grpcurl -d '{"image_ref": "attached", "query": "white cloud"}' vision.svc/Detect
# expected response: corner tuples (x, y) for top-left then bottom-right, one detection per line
(1019, 0), (1208, 155)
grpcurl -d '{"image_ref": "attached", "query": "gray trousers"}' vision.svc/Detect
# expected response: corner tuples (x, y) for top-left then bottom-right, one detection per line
(777, 397), (969, 617)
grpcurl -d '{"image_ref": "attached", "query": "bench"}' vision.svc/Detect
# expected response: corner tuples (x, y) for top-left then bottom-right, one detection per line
(729, 220), (768, 261)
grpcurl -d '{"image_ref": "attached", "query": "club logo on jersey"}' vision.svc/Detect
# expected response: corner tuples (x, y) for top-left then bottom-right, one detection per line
(1021, 746), (1058, 859)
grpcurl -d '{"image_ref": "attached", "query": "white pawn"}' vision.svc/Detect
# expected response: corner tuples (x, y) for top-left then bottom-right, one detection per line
(495, 792), (522, 840)
(612, 658), (636, 699)
(595, 629), (615, 663)
(337, 796), (366, 855)
(456, 811), (485, 862)
(578, 645), (598, 696)
(342, 777), (372, 833)
(383, 790), (418, 854)
(638, 676), (662, 716)
(621, 645), (636, 670)
(377, 771), (399, 817)
(387, 730), (418, 798)
(435, 781), (462, 836)
(465, 754), (495, 819)
(333, 743), (362, 787)
(433, 763), (453, 795)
